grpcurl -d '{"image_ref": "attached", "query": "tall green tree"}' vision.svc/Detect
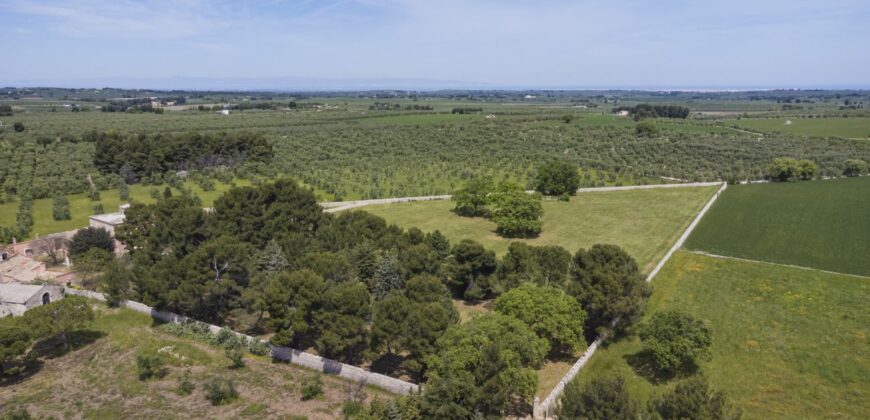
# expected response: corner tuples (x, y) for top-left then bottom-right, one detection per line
(69, 226), (114, 257)
(446, 239), (497, 300)
(567, 244), (651, 337)
(488, 190), (543, 238)
(640, 310), (712, 374)
(264, 269), (325, 347)
(452, 177), (493, 217)
(314, 281), (371, 362)
(493, 283), (587, 355)
(534, 161), (580, 196)
(424, 313), (548, 417)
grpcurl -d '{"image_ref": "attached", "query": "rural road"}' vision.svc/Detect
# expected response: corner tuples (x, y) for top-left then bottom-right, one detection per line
(319, 181), (724, 213)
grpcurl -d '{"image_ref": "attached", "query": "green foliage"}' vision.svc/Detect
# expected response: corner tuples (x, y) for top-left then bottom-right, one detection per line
(424, 313), (549, 417)
(225, 343), (245, 368)
(175, 369), (195, 396)
(0, 104), (13, 116)
(446, 239), (497, 299)
(558, 376), (641, 420)
(118, 181), (129, 200)
(567, 244), (650, 337)
(768, 157), (799, 181)
(488, 189), (543, 238)
(0, 406), (31, 420)
(494, 283), (587, 355)
(265, 269), (325, 347)
(300, 374), (323, 400)
(69, 226), (114, 257)
(314, 281), (371, 362)
(13, 122), (25, 132)
(247, 338), (270, 356)
(100, 259), (132, 306)
(796, 159), (817, 180)
(534, 161), (580, 196)
(51, 194), (71, 220)
(842, 158), (868, 176)
(650, 375), (741, 420)
(636, 121), (660, 137)
(639, 310), (713, 373)
(204, 375), (239, 405)
(498, 242), (572, 289)
(0, 325), (31, 375)
(92, 203), (104, 214)
(94, 131), (273, 182)
(135, 352), (166, 380)
(452, 177), (493, 217)
(23, 295), (94, 349)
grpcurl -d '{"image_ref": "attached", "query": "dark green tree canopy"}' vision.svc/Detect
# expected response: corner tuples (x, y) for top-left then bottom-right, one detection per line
(650, 375), (742, 420)
(534, 161), (580, 196)
(568, 244), (651, 337)
(493, 283), (587, 355)
(558, 376), (642, 420)
(640, 310), (713, 373)
(69, 226), (115, 257)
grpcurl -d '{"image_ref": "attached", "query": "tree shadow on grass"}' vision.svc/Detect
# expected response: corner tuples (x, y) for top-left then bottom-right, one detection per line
(624, 350), (699, 385)
(0, 329), (105, 387)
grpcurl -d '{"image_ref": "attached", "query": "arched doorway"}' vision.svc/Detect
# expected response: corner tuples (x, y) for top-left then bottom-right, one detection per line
(42, 292), (50, 305)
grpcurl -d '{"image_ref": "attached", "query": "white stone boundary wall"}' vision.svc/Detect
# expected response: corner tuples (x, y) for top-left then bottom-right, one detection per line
(64, 289), (419, 396)
(534, 182), (728, 419)
(320, 182), (725, 213)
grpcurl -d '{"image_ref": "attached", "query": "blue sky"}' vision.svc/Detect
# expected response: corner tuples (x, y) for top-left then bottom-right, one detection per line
(1, 0), (869, 89)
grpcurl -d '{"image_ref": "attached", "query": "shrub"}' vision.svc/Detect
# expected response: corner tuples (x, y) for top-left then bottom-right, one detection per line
(92, 203), (104, 215)
(225, 344), (245, 368)
(769, 157), (799, 182)
(135, 352), (166, 380)
(843, 159), (869, 177)
(69, 226), (114, 257)
(13, 122), (24, 132)
(300, 374), (323, 400)
(247, 338), (270, 356)
(52, 195), (71, 221)
(639, 310), (712, 374)
(1, 406), (31, 420)
(204, 376), (239, 405)
(636, 121), (660, 137)
(176, 370), (195, 395)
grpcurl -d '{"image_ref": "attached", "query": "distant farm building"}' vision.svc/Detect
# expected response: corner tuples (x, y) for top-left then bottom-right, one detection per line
(485, 114), (497, 119)
(0, 282), (64, 316)
(89, 204), (129, 254)
(219, 110), (230, 115)
(616, 110), (630, 117)
(785, 120), (793, 125)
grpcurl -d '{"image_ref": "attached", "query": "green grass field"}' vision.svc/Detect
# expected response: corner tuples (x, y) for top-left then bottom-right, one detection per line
(0, 305), (393, 419)
(580, 251), (869, 419)
(0, 180), (252, 239)
(723, 117), (870, 139)
(365, 186), (718, 273)
(685, 177), (870, 276)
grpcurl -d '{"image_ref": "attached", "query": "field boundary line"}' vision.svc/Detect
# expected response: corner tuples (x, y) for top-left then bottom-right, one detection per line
(534, 181), (727, 419)
(687, 250), (870, 280)
(321, 182), (724, 213)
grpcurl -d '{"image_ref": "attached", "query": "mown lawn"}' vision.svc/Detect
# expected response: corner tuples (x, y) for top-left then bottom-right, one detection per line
(0, 305), (394, 419)
(365, 186), (718, 273)
(581, 251), (870, 419)
(723, 117), (870, 139)
(685, 177), (870, 276)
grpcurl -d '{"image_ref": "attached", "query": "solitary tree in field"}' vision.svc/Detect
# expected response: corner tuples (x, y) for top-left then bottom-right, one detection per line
(639, 310), (712, 374)
(797, 159), (817, 180)
(636, 121), (660, 137)
(534, 161), (580, 196)
(52, 194), (71, 221)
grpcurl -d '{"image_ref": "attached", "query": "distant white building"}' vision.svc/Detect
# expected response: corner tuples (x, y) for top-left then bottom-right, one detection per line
(616, 110), (630, 117)
(89, 204), (129, 254)
(219, 110), (230, 115)
(784, 120), (793, 125)
(0, 282), (64, 317)
(485, 114), (497, 119)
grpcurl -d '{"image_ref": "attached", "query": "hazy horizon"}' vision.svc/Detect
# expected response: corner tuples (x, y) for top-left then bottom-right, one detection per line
(2, 0), (869, 90)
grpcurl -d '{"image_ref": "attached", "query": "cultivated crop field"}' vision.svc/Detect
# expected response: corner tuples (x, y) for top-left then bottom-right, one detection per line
(365, 186), (718, 273)
(581, 251), (870, 419)
(0, 306), (394, 419)
(685, 177), (870, 276)
(723, 117), (870, 139)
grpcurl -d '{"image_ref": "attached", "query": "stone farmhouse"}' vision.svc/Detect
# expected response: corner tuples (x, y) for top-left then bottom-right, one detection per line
(0, 282), (64, 317)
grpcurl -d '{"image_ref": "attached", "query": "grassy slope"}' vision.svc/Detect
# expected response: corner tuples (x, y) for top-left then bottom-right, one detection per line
(365, 186), (718, 273)
(723, 117), (870, 139)
(0, 306), (393, 419)
(581, 251), (870, 419)
(685, 177), (870, 276)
